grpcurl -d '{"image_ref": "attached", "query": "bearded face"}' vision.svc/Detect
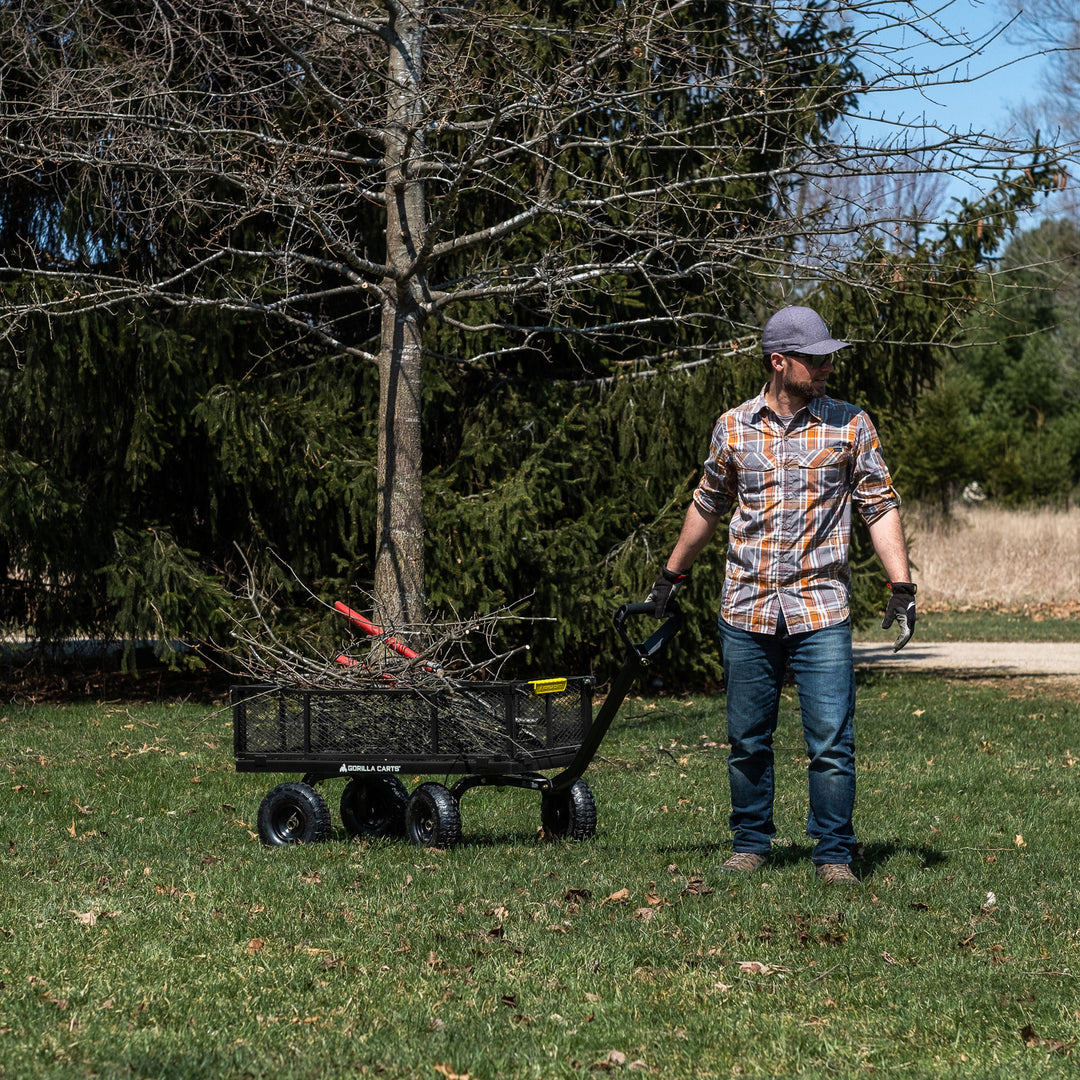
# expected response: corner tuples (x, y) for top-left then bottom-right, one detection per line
(781, 354), (831, 400)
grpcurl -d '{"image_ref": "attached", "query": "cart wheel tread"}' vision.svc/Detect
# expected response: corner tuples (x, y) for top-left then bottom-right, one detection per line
(405, 782), (462, 849)
(257, 781), (332, 847)
(340, 775), (408, 839)
(541, 778), (597, 841)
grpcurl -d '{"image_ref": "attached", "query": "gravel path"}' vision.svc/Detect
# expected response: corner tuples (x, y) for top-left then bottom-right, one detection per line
(853, 640), (1080, 679)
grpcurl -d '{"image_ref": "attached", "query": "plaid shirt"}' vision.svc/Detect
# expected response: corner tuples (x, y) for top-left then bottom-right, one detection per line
(693, 389), (900, 635)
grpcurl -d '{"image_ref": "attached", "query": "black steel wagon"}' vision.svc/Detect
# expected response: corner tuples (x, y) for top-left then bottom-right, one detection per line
(232, 603), (680, 847)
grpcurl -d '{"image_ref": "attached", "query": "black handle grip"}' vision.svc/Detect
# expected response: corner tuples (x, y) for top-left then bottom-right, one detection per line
(614, 601), (683, 665)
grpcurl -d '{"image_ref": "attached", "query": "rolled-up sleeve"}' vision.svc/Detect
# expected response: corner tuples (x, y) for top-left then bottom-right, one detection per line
(692, 417), (737, 518)
(852, 412), (901, 524)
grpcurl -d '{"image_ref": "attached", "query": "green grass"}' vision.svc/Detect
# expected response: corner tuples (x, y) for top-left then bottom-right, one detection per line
(2, 676), (1079, 1078)
(855, 608), (1080, 642)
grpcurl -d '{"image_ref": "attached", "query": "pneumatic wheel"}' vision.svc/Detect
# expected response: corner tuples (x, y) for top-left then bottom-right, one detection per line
(340, 775), (409, 839)
(257, 781), (332, 846)
(405, 782), (462, 849)
(541, 778), (597, 840)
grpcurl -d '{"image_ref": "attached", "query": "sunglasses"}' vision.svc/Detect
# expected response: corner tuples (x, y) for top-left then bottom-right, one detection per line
(786, 352), (834, 367)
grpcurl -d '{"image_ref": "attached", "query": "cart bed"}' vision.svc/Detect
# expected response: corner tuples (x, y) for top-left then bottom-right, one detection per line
(232, 676), (595, 776)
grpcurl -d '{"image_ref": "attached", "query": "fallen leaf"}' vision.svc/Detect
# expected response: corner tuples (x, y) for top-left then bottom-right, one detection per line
(632, 906), (657, 921)
(433, 1064), (470, 1079)
(600, 888), (630, 906)
(1020, 1023), (1072, 1054)
(248, 938), (265, 954)
(680, 876), (713, 897)
(1014, 834), (1027, 848)
(591, 1050), (627, 1071)
(738, 961), (773, 975)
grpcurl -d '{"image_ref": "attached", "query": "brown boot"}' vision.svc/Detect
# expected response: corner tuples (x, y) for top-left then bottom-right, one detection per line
(815, 862), (860, 886)
(718, 851), (770, 874)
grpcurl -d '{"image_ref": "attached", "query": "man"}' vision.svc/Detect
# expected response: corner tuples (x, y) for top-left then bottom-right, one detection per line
(647, 305), (917, 886)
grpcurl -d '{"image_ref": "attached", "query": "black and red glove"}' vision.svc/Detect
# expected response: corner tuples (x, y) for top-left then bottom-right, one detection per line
(646, 566), (689, 618)
(882, 582), (917, 652)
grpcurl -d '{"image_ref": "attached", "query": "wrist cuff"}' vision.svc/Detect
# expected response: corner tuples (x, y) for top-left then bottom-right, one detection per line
(662, 566), (690, 583)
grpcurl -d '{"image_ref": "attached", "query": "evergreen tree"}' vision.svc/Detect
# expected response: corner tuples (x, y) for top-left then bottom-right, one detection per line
(890, 217), (1080, 510)
(0, 1), (1068, 682)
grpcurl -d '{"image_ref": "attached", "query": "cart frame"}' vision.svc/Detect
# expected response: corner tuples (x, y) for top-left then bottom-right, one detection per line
(232, 602), (681, 847)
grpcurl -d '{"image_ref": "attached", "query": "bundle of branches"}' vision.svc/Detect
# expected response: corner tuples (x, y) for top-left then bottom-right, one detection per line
(216, 575), (552, 758)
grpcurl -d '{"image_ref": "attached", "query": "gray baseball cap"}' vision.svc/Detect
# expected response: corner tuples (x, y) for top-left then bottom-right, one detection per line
(761, 306), (850, 357)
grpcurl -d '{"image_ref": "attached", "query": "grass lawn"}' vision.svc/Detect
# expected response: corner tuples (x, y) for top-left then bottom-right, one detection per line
(2, 671), (1079, 1078)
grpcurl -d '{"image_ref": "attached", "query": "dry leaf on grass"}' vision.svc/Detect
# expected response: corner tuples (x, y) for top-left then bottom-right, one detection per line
(433, 1065), (471, 1080)
(1019, 1023), (1073, 1054)
(680, 876), (713, 897)
(737, 960), (789, 976)
(591, 1050), (626, 1070)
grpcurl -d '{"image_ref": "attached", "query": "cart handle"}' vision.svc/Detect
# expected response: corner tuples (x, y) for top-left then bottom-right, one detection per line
(613, 600), (683, 667)
(546, 601), (682, 794)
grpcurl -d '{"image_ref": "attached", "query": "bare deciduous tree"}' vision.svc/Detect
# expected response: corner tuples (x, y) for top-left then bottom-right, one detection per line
(0, 0), (1069, 632)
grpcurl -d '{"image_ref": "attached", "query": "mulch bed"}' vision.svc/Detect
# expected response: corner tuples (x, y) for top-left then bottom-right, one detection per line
(3, 657), (233, 706)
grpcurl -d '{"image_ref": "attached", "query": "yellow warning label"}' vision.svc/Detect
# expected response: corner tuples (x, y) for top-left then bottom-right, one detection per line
(529, 678), (567, 695)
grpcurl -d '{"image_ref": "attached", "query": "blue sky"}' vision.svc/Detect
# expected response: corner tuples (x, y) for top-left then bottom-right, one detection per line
(847, 1), (1057, 205)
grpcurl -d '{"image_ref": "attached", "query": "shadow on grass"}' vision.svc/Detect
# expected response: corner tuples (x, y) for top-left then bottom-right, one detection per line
(655, 838), (949, 875)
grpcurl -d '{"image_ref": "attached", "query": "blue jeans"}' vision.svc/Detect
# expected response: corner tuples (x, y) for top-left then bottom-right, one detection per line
(717, 613), (857, 865)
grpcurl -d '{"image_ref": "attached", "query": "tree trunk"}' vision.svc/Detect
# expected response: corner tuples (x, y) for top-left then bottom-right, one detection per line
(374, 0), (428, 632)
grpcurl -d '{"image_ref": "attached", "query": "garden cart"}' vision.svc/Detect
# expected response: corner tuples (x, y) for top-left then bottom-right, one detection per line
(231, 601), (681, 848)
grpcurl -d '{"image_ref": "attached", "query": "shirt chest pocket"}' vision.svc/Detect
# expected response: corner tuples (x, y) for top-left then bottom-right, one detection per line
(734, 446), (851, 502)
(787, 446), (852, 492)
(732, 450), (776, 503)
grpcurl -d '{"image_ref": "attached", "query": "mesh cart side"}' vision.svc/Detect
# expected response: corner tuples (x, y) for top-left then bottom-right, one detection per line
(232, 676), (595, 776)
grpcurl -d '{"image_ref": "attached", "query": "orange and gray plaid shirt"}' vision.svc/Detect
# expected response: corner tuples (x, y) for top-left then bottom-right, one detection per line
(693, 390), (900, 635)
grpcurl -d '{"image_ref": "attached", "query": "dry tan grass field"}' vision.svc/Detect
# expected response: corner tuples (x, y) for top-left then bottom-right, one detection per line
(906, 503), (1080, 614)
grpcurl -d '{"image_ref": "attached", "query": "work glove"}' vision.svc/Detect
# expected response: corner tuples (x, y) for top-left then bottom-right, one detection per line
(646, 566), (689, 619)
(881, 582), (917, 652)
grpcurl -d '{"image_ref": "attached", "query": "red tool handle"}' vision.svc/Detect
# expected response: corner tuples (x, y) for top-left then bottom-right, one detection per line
(334, 601), (421, 661)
